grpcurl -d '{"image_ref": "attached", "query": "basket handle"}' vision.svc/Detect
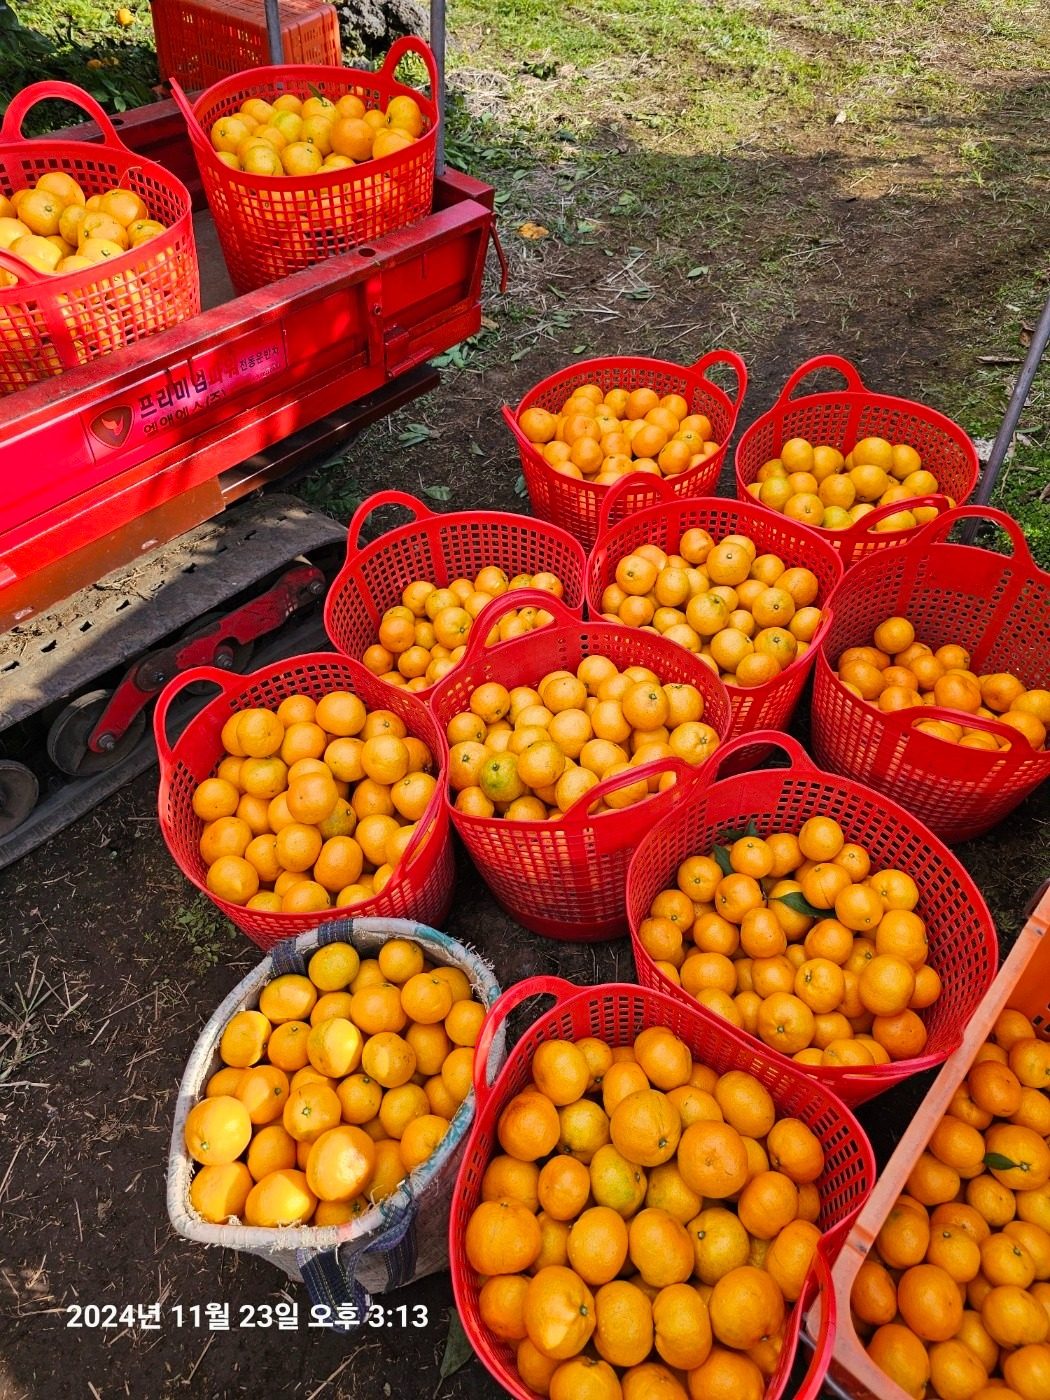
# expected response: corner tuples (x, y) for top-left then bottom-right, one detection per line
(152, 665), (247, 769)
(169, 79), (213, 157)
(472, 975), (579, 1110)
(703, 729), (821, 783)
(458, 587), (581, 666)
(0, 80), (125, 148)
(595, 473), (678, 539)
(0, 247), (50, 285)
(794, 1247), (836, 1400)
(557, 754), (701, 826)
(345, 490), (433, 557)
(905, 503), (1036, 562)
(687, 348), (748, 409)
(835, 494), (950, 547)
(777, 354), (867, 405)
(878, 702), (1041, 760)
(380, 35), (440, 96)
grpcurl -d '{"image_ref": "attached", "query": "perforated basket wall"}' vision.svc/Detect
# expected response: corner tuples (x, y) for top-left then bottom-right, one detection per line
(503, 351), (747, 550)
(587, 487), (844, 738)
(173, 39), (438, 293)
(429, 600), (734, 941)
(811, 507), (1050, 843)
(734, 355), (979, 567)
(450, 977), (875, 1400)
(0, 81), (199, 394)
(626, 733), (999, 1106)
(324, 491), (588, 696)
(155, 653), (453, 950)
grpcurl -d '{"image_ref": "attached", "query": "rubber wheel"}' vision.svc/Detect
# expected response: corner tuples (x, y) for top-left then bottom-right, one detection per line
(182, 611), (256, 694)
(46, 690), (148, 777)
(0, 760), (39, 836)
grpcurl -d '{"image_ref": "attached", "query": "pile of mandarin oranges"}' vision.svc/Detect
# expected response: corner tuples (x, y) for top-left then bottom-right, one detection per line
(185, 938), (483, 1228)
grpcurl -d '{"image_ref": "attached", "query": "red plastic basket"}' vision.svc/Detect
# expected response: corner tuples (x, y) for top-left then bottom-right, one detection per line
(154, 652), (454, 950)
(587, 479), (844, 738)
(171, 37), (438, 294)
(626, 732), (999, 1106)
(502, 350), (748, 551)
(0, 82), (199, 394)
(451, 976), (874, 1400)
(428, 591), (734, 941)
(323, 490), (589, 696)
(811, 506), (1050, 843)
(734, 355), (979, 567)
(151, 0), (341, 92)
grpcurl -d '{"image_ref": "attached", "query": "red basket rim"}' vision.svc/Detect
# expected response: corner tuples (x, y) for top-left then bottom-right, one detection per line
(428, 608), (734, 834)
(625, 730), (1000, 1098)
(181, 53), (439, 191)
(586, 489), (845, 701)
(505, 350), (747, 507)
(154, 651), (449, 928)
(451, 974), (872, 1400)
(322, 491), (590, 695)
(733, 358), (979, 544)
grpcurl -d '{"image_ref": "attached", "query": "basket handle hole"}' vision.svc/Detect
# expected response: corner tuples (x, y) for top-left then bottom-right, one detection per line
(357, 247), (376, 257)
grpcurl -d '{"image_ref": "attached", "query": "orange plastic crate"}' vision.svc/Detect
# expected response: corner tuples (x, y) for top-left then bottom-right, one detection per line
(151, 0), (342, 90)
(814, 881), (1050, 1398)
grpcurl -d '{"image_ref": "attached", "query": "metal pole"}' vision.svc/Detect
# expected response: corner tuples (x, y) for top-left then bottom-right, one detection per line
(961, 289), (1050, 542)
(264, 0), (284, 64)
(431, 0), (446, 175)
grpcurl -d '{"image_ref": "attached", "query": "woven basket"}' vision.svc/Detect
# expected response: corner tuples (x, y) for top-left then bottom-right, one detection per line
(167, 916), (504, 1324)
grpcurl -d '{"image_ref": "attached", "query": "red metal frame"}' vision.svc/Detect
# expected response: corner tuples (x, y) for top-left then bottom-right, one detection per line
(0, 98), (497, 630)
(87, 563), (325, 752)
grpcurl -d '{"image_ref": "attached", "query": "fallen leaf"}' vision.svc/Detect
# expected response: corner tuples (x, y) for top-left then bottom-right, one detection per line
(517, 222), (550, 240)
(439, 1310), (473, 1380)
(833, 109), (847, 124)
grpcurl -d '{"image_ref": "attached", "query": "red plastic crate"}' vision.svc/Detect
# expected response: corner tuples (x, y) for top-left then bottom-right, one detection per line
(151, 0), (341, 91)
(820, 882), (1050, 1399)
(451, 976), (877, 1400)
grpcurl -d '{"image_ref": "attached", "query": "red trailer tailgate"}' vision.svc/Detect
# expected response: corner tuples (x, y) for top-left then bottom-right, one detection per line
(0, 177), (493, 615)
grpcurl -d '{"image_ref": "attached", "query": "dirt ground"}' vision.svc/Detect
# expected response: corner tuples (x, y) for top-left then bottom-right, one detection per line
(3, 2), (1050, 1397)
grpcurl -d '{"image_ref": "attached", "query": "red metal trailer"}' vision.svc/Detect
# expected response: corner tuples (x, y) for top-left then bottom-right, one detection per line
(0, 94), (502, 863)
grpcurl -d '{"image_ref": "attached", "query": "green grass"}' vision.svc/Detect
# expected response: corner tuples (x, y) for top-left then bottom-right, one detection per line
(168, 896), (238, 974)
(931, 277), (1050, 567)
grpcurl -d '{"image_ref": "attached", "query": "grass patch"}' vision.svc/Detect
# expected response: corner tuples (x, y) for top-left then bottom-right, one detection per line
(169, 896), (237, 974)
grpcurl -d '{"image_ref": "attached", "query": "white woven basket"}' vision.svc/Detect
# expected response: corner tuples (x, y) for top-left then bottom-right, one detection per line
(167, 916), (504, 1321)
